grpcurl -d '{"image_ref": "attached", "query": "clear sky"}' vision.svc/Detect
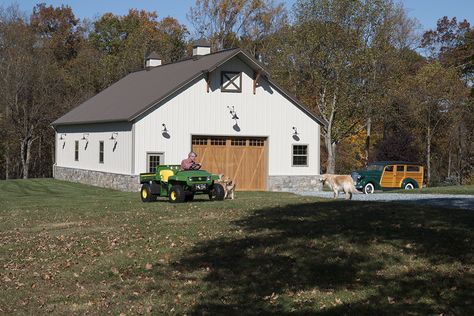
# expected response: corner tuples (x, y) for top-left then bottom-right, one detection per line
(2, 0), (473, 34)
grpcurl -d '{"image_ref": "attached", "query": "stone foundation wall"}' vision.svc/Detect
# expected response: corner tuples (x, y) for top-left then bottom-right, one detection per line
(53, 165), (140, 192)
(54, 166), (321, 194)
(267, 175), (322, 193)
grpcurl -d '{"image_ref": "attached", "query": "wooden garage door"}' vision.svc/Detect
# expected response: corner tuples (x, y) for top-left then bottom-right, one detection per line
(192, 136), (267, 191)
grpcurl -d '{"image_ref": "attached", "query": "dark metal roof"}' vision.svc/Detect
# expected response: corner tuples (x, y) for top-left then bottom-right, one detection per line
(52, 48), (325, 126)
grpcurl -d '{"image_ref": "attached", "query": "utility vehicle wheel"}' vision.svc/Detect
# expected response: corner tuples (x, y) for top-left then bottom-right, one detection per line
(363, 183), (375, 194)
(169, 185), (186, 203)
(404, 182), (414, 190)
(141, 183), (152, 202)
(209, 183), (225, 201)
(185, 193), (195, 202)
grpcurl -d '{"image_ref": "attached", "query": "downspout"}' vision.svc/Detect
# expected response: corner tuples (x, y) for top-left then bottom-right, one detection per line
(131, 122), (135, 175)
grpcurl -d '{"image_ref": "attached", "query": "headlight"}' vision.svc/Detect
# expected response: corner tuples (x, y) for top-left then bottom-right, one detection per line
(207, 176), (211, 181)
(188, 177), (192, 181)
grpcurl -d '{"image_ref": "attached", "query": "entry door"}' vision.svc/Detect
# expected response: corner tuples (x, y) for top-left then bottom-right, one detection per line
(192, 136), (267, 191)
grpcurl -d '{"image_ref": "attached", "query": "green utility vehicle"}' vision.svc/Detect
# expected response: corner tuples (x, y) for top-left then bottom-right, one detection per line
(139, 165), (225, 203)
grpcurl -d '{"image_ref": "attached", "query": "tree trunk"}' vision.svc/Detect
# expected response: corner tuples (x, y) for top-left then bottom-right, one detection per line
(447, 149), (451, 178)
(5, 145), (10, 180)
(364, 117), (372, 167)
(426, 128), (431, 186)
(20, 137), (33, 179)
(458, 125), (463, 185)
(325, 134), (337, 174)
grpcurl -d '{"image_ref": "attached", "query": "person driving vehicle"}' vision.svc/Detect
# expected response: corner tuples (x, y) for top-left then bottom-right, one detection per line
(180, 151), (201, 170)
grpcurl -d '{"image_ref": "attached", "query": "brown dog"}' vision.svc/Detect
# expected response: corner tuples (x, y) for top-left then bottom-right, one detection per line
(217, 174), (236, 200)
(320, 174), (359, 200)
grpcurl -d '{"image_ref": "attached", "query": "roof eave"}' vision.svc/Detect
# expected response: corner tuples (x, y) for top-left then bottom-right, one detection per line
(51, 118), (129, 127)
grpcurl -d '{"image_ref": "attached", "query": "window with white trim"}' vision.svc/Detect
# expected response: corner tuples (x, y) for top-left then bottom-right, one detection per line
(147, 153), (164, 173)
(74, 141), (79, 161)
(99, 141), (104, 164)
(292, 145), (308, 166)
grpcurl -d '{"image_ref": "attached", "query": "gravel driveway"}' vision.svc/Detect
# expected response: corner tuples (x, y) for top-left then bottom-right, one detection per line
(300, 191), (474, 210)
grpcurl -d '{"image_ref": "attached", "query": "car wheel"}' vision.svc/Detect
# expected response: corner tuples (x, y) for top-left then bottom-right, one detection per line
(404, 182), (414, 190)
(209, 183), (225, 201)
(363, 183), (375, 194)
(141, 183), (152, 202)
(169, 185), (186, 203)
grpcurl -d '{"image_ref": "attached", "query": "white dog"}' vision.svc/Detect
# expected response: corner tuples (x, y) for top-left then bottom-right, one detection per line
(320, 174), (359, 200)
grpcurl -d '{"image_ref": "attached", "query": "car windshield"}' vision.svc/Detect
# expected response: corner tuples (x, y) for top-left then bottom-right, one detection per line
(366, 164), (384, 171)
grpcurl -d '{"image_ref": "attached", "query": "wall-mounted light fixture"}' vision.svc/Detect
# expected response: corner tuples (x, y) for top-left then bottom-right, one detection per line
(81, 133), (90, 150)
(292, 127), (300, 141)
(227, 106), (239, 120)
(110, 132), (118, 141)
(227, 106), (241, 132)
(59, 133), (66, 140)
(162, 124), (171, 139)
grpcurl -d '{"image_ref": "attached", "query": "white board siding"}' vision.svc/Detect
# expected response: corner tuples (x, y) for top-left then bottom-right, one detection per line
(55, 122), (132, 175)
(133, 56), (320, 176)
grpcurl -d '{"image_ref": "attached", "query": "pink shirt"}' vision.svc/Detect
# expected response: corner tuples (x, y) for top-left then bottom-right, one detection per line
(181, 157), (194, 170)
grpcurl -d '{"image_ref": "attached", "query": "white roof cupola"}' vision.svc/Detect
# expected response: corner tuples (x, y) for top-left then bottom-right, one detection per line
(145, 51), (162, 69)
(192, 38), (211, 56)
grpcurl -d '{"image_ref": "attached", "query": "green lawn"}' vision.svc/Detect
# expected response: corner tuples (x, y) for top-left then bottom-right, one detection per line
(392, 185), (474, 195)
(1, 179), (473, 315)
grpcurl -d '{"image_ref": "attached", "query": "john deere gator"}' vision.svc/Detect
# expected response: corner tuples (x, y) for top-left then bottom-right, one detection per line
(139, 165), (225, 203)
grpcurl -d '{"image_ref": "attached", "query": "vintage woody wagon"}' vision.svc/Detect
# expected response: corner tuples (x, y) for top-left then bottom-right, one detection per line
(352, 161), (424, 194)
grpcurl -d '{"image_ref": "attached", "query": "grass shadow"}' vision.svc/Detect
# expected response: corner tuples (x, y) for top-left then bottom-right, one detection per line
(175, 200), (474, 315)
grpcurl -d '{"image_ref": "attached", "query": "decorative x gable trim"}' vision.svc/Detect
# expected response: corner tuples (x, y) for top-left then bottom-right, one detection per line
(221, 71), (242, 92)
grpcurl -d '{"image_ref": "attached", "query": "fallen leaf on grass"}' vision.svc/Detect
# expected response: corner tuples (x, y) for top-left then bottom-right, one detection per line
(144, 263), (153, 270)
(387, 296), (395, 304)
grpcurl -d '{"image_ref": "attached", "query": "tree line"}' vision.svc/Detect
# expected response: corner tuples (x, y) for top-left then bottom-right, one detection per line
(0, 0), (472, 185)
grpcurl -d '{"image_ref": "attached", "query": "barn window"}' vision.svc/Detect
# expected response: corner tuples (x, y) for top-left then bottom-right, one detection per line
(147, 153), (163, 173)
(211, 138), (226, 146)
(74, 141), (79, 161)
(99, 141), (104, 164)
(192, 138), (208, 145)
(249, 139), (264, 147)
(231, 138), (246, 146)
(221, 71), (242, 92)
(292, 145), (308, 166)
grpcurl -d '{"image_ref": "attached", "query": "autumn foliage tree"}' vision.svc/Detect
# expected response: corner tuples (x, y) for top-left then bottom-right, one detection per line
(187, 0), (286, 51)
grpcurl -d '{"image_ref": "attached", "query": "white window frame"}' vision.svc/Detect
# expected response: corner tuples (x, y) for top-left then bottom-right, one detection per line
(99, 141), (104, 164)
(291, 144), (309, 167)
(146, 152), (164, 173)
(74, 140), (79, 161)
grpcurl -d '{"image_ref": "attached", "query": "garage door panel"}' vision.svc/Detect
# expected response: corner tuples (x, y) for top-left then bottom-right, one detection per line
(192, 136), (266, 191)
